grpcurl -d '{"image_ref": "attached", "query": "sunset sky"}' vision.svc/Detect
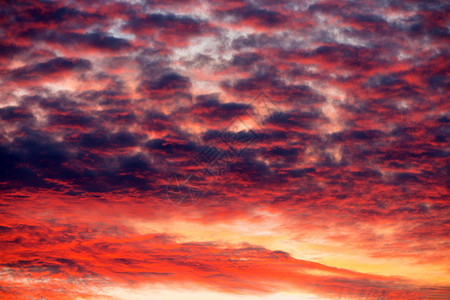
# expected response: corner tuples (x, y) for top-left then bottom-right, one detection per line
(0, 0), (449, 299)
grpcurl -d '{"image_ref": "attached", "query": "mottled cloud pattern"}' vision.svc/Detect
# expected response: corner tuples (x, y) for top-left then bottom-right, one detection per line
(0, 0), (449, 299)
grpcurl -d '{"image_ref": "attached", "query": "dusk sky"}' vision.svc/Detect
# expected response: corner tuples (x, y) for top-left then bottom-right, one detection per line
(0, 0), (449, 299)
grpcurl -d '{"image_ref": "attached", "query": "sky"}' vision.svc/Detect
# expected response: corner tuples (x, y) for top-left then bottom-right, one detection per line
(0, 0), (449, 299)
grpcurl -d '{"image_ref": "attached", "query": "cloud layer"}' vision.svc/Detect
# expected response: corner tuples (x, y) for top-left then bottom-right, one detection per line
(0, 0), (449, 299)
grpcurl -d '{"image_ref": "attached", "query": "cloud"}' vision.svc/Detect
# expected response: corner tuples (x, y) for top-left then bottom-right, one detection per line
(1, 221), (447, 299)
(125, 13), (216, 46)
(137, 72), (192, 100)
(215, 5), (288, 29)
(0, 0), (449, 299)
(44, 31), (133, 53)
(8, 57), (91, 83)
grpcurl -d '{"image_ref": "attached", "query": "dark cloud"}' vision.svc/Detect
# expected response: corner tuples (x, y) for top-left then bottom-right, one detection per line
(44, 31), (132, 51)
(126, 13), (206, 33)
(79, 130), (141, 149)
(215, 5), (287, 28)
(100, 108), (137, 124)
(231, 52), (262, 69)
(8, 4), (104, 32)
(192, 94), (249, 123)
(124, 12), (215, 45)
(146, 137), (197, 157)
(48, 111), (95, 129)
(137, 72), (192, 100)
(0, 106), (34, 123)
(0, 0), (449, 298)
(0, 42), (26, 60)
(144, 111), (172, 132)
(8, 57), (91, 82)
